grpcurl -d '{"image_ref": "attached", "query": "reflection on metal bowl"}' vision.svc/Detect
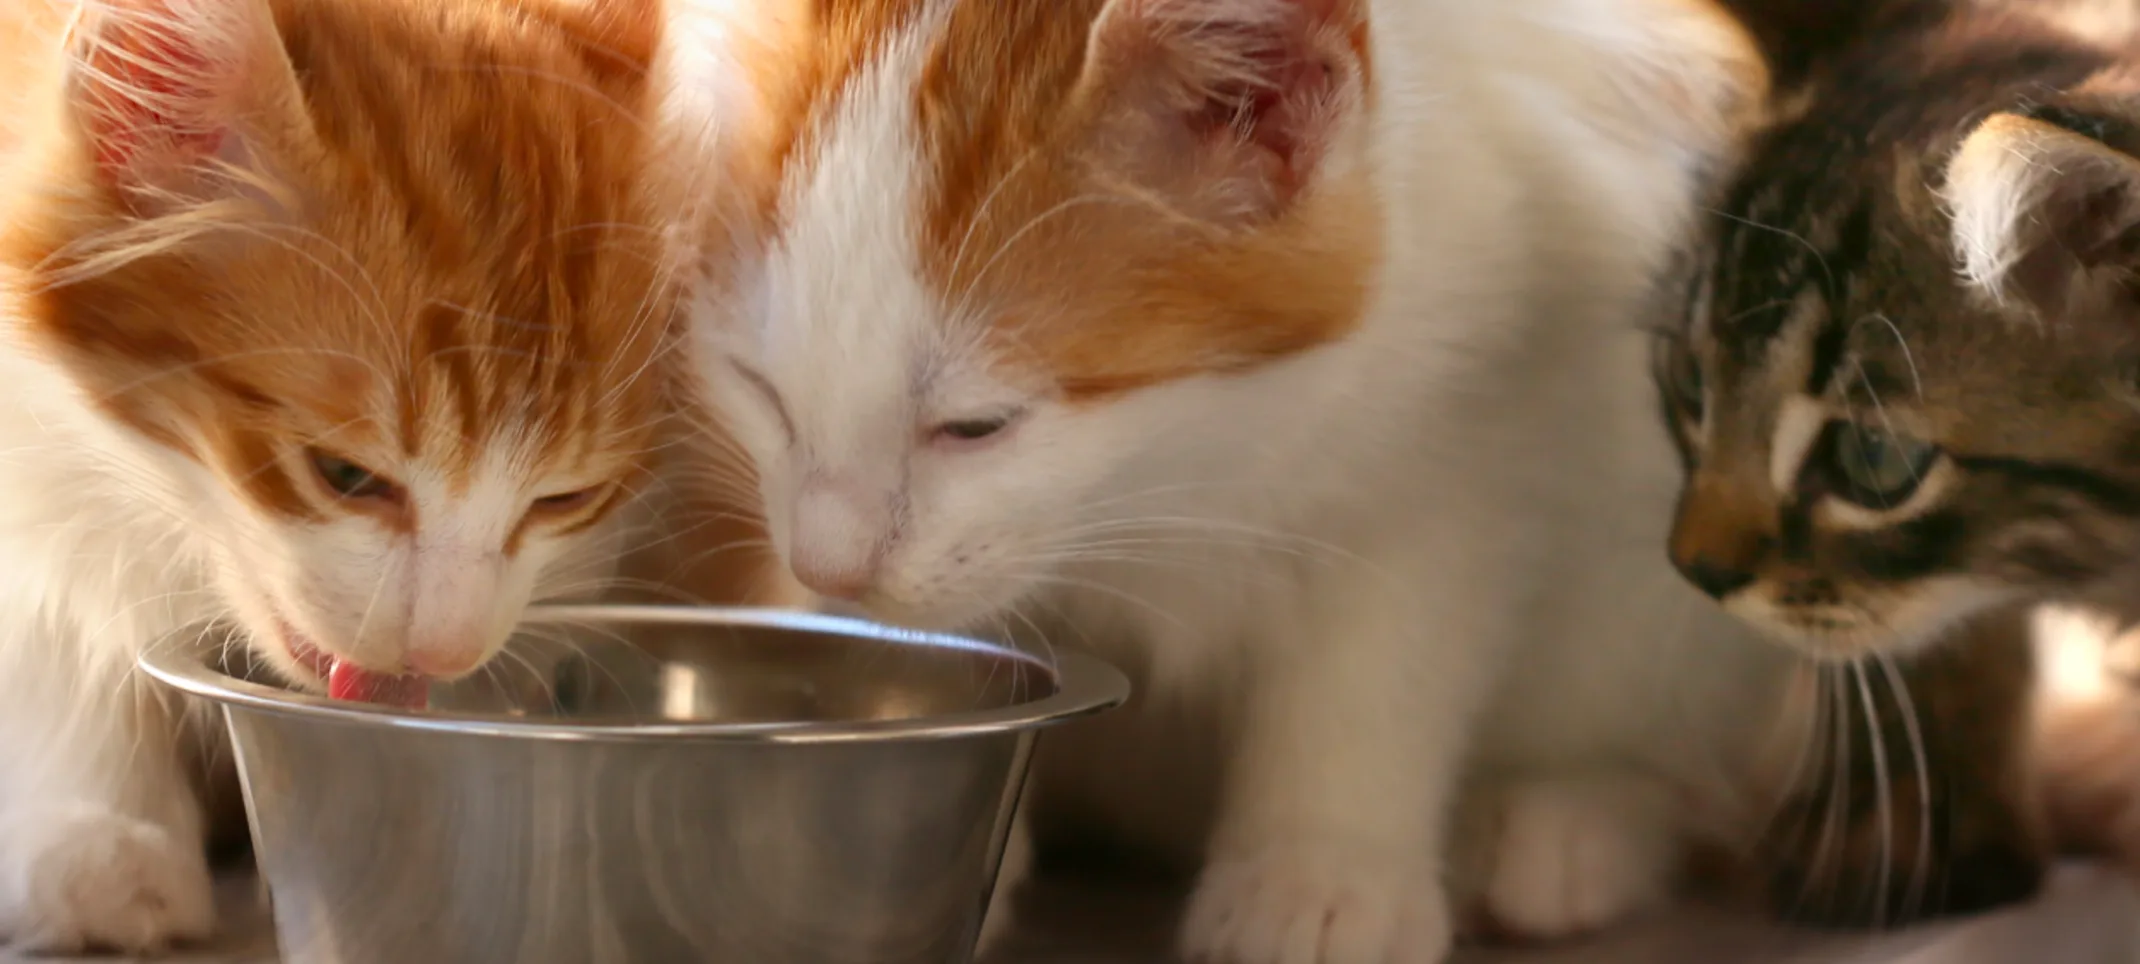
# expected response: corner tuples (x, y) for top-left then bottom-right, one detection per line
(139, 604), (1131, 964)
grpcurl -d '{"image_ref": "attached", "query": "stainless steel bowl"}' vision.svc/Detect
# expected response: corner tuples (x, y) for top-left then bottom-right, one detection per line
(138, 604), (1130, 964)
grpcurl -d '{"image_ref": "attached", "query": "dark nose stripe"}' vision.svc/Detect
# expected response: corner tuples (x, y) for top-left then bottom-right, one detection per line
(1676, 558), (1756, 599)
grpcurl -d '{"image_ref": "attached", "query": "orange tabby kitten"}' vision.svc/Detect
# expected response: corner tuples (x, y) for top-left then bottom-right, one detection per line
(0, 0), (674, 952)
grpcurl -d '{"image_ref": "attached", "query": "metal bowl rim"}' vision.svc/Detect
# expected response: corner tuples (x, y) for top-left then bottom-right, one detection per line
(136, 604), (1130, 744)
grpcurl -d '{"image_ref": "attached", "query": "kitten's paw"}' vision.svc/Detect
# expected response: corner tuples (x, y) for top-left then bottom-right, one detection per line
(0, 806), (215, 955)
(1180, 843), (1452, 964)
(1481, 777), (1676, 941)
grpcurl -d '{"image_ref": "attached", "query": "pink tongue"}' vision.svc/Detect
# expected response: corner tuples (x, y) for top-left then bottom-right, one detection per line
(327, 660), (428, 708)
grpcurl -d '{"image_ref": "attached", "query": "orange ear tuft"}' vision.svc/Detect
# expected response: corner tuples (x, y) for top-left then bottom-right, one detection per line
(1077, 0), (1368, 227)
(64, 0), (267, 196)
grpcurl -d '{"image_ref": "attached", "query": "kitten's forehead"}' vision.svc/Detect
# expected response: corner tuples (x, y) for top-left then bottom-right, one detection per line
(722, 0), (1373, 410)
(6, 0), (675, 507)
(752, 14), (948, 465)
(1702, 137), (2127, 465)
(729, 0), (1103, 226)
(1696, 0), (2133, 410)
(735, 0), (1108, 389)
(259, 0), (671, 465)
(1700, 201), (1867, 436)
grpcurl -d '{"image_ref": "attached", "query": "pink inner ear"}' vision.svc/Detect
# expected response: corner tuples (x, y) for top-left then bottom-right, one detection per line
(1194, 50), (1333, 165)
(1182, 37), (1339, 207)
(78, 12), (232, 187)
(1089, 0), (1361, 221)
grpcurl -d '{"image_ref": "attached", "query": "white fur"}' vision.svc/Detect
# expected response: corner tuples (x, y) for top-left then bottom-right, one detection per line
(0, 328), (627, 952)
(1944, 115), (2069, 304)
(1480, 774), (1680, 938)
(679, 1), (1791, 962)
(1768, 394), (1827, 495)
(0, 3), (632, 941)
(1944, 112), (2140, 307)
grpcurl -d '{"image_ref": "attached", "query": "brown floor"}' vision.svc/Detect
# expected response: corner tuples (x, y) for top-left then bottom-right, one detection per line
(20, 863), (2134, 963)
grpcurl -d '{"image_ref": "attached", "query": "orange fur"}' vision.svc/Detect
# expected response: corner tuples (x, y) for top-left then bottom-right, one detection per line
(0, 0), (675, 541)
(710, 0), (1381, 401)
(614, 453), (810, 608)
(0, 0), (762, 952)
(703, 0), (932, 228)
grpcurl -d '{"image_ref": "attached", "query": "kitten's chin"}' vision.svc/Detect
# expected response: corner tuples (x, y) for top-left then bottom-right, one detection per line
(779, 554), (1034, 635)
(247, 613), (341, 691)
(218, 586), (344, 692)
(1736, 606), (1975, 664)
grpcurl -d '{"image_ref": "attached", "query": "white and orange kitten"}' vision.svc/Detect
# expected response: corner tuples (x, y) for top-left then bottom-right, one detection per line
(665, 1), (1786, 962)
(0, 0), (675, 952)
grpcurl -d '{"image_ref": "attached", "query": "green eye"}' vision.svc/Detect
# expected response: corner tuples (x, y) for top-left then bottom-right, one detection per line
(1652, 334), (1706, 422)
(1667, 340), (1703, 415)
(1828, 423), (1939, 508)
(308, 448), (399, 501)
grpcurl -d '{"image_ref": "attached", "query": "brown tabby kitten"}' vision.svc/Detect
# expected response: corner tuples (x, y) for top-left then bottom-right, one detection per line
(1653, 0), (2140, 927)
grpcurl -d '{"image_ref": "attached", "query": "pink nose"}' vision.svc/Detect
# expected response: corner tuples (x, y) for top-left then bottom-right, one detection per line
(788, 481), (890, 601)
(790, 557), (878, 601)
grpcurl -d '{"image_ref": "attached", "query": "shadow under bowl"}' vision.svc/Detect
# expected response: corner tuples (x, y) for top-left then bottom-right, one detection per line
(138, 604), (1130, 964)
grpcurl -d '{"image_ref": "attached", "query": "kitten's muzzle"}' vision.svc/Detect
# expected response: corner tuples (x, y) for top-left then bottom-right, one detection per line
(1677, 557), (1756, 599)
(1669, 473), (1775, 600)
(787, 481), (894, 601)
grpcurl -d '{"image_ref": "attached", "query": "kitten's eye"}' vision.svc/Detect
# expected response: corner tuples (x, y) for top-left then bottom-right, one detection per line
(930, 411), (1023, 445)
(1664, 338), (1704, 416)
(1826, 423), (1940, 508)
(1652, 333), (1706, 424)
(307, 449), (398, 501)
(530, 486), (602, 515)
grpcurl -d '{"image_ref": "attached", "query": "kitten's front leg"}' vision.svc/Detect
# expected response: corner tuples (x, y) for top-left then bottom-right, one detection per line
(1179, 550), (1511, 964)
(0, 647), (213, 955)
(1477, 771), (1682, 939)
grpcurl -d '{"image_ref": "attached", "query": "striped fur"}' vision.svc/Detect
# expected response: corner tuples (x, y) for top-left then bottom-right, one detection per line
(1658, 0), (2140, 929)
(1661, 0), (2140, 658)
(0, 0), (674, 951)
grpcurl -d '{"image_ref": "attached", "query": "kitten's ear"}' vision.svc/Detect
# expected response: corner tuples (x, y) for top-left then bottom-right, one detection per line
(1944, 108), (2140, 318)
(1073, 0), (1369, 228)
(62, 0), (298, 207)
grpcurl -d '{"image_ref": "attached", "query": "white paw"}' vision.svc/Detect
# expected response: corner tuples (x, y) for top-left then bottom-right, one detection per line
(973, 817), (1034, 958)
(1180, 843), (1452, 964)
(0, 806), (215, 955)
(1481, 778), (1676, 940)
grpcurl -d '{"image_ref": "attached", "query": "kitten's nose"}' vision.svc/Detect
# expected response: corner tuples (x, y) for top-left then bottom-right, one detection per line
(1675, 557), (1756, 599)
(791, 558), (878, 601)
(1668, 473), (1773, 602)
(788, 482), (890, 602)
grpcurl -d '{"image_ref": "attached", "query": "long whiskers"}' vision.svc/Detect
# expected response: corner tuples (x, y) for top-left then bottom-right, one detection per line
(1848, 659), (1895, 929)
(1873, 651), (1935, 922)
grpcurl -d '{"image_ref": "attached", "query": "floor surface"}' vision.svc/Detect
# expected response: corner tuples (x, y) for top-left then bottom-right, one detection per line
(13, 863), (2135, 963)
